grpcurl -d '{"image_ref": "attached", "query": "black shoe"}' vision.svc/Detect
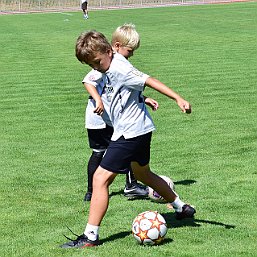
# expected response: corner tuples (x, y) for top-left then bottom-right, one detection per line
(124, 183), (149, 199)
(84, 192), (92, 202)
(175, 204), (196, 220)
(134, 182), (147, 190)
(60, 233), (100, 248)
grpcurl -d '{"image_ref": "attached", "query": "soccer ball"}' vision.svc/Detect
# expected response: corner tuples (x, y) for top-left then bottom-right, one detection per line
(132, 210), (168, 245)
(148, 175), (175, 203)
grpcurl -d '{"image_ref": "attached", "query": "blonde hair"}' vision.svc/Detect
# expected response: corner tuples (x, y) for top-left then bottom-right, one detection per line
(111, 23), (140, 50)
(75, 30), (112, 64)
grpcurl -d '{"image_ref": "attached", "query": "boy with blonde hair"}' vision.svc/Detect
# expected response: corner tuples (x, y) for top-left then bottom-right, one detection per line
(112, 23), (140, 55)
(84, 24), (158, 201)
(61, 30), (195, 248)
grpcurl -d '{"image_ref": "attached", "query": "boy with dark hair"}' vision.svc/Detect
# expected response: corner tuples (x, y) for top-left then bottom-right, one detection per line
(84, 24), (158, 201)
(61, 30), (195, 248)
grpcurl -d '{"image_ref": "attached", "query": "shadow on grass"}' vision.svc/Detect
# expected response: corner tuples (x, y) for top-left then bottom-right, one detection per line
(101, 231), (131, 244)
(174, 179), (197, 186)
(162, 212), (236, 229)
(109, 189), (124, 198)
(101, 230), (174, 245)
(194, 219), (236, 229)
(99, 213), (235, 246)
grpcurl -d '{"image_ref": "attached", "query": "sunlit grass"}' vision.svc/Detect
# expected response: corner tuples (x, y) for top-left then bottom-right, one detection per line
(0, 2), (257, 257)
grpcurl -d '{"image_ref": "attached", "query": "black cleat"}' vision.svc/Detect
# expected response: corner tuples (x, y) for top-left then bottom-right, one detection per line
(60, 233), (100, 248)
(175, 204), (196, 220)
(84, 192), (92, 202)
(124, 183), (149, 199)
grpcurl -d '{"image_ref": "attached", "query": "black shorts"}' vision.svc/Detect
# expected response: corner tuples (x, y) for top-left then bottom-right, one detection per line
(100, 132), (152, 174)
(87, 125), (113, 150)
(81, 1), (88, 9)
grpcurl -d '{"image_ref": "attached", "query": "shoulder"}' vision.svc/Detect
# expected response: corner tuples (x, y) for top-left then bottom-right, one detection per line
(83, 69), (103, 85)
(113, 52), (131, 65)
(109, 53), (133, 74)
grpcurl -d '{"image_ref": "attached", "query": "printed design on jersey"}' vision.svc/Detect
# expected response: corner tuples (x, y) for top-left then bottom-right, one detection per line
(103, 76), (114, 102)
(105, 86), (114, 102)
(88, 74), (98, 81)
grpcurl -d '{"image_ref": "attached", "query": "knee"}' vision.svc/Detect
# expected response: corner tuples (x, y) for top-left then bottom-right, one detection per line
(92, 151), (105, 159)
(93, 167), (116, 187)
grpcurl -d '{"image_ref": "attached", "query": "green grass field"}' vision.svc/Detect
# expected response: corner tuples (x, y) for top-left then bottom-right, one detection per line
(0, 2), (257, 256)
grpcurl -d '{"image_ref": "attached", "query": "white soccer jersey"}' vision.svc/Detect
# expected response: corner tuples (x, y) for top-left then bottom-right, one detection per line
(82, 70), (112, 129)
(103, 53), (156, 141)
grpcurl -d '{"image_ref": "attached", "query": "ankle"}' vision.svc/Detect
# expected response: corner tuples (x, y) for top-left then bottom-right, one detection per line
(171, 197), (185, 212)
(84, 224), (99, 241)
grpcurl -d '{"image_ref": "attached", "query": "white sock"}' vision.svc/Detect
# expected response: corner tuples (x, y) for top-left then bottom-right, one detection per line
(84, 224), (99, 241)
(171, 197), (185, 212)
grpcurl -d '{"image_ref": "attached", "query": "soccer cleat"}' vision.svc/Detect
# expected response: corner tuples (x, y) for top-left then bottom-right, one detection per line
(60, 233), (100, 248)
(124, 183), (149, 199)
(175, 204), (196, 220)
(84, 192), (92, 202)
(83, 14), (88, 19)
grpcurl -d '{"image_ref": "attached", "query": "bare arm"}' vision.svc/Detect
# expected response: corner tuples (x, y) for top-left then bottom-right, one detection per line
(143, 96), (159, 111)
(145, 77), (191, 113)
(84, 83), (104, 115)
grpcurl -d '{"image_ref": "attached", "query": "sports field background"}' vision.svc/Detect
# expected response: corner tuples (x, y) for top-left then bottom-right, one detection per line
(0, 2), (257, 257)
(0, 0), (250, 12)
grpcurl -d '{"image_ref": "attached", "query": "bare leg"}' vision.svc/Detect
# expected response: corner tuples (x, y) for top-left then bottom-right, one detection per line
(131, 162), (177, 202)
(88, 166), (117, 226)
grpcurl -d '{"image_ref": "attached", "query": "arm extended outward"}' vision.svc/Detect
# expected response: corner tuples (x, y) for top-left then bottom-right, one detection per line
(145, 77), (191, 114)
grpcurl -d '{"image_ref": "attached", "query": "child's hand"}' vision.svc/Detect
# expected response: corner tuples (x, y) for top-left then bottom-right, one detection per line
(177, 98), (192, 114)
(145, 97), (159, 111)
(94, 99), (104, 115)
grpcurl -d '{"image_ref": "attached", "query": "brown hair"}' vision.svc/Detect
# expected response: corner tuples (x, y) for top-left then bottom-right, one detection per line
(75, 30), (112, 64)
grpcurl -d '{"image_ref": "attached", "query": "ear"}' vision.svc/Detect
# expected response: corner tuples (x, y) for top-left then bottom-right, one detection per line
(107, 49), (113, 57)
(114, 41), (122, 47)
(113, 41), (122, 51)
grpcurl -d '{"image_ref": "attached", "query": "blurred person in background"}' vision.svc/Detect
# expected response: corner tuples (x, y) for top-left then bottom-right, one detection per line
(81, 0), (88, 19)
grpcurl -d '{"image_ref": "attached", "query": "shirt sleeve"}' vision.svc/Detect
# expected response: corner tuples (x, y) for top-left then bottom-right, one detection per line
(82, 69), (103, 87)
(123, 67), (149, 91)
